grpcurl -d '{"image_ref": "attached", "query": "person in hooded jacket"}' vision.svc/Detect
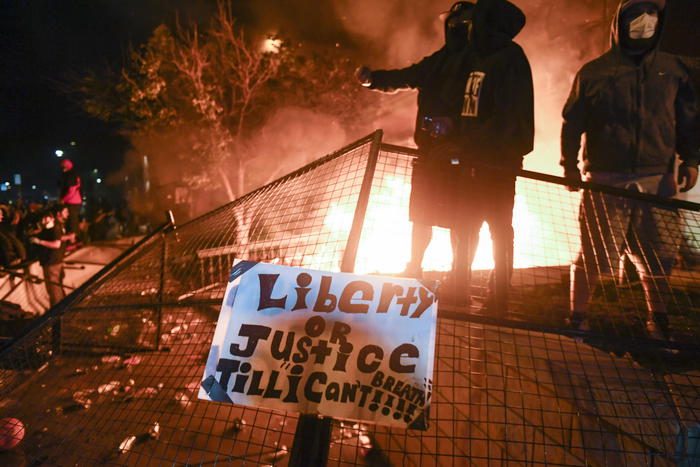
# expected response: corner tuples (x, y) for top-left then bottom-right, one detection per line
(561, 0), (700, 339)
(356, 0), (533, 313)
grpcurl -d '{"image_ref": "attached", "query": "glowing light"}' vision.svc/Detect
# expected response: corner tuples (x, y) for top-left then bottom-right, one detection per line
(96, 178), (102, 184)
(261, 37), (282, 54)
(321, 175), (581, 276)
(55, 149), (64, 157)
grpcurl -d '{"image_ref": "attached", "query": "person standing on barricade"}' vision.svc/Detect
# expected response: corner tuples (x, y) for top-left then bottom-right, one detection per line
(355, 0), (533, 314)
(59, 158), (83, 248)
(561, 0), (700, 340)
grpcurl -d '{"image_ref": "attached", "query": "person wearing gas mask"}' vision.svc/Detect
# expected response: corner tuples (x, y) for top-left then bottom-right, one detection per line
(561, 0), (700, 339)
(356, 0), (533, 314)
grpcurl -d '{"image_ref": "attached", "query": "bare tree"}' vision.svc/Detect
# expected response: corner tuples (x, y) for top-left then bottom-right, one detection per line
(65, 0), (378, 219)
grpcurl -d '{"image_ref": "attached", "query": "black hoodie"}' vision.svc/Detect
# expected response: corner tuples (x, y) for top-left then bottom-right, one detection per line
(561, 0), (700, 175)
(368, 0), (534, 168)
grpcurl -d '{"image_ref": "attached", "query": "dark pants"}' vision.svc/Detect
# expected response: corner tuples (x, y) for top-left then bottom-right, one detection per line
(452, 168), (516, 312)
(43, 263), (65, 307)
(66, 204), (81, 236)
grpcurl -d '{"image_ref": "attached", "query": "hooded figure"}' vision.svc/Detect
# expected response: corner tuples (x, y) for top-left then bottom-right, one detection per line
(560, 0), (700, 339)
(561, 0), (699, 178)
(356, 0), (534, 313)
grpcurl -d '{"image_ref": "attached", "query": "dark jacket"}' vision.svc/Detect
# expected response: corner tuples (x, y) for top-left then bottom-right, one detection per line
(37, 222), (65, 266)
(561, 0), (700, 175)
(368, 0), (534, 168)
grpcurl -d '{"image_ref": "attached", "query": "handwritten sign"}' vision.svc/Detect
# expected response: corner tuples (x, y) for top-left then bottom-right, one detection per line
(198, 260), (438, 429)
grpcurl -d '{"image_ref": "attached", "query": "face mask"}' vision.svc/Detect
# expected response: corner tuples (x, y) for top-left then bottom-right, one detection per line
(446, 12), (472, 51)
(628, 12), (658, 39)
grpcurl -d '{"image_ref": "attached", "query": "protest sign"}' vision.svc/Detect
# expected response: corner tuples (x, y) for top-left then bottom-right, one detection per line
(198, 260), (438, 429)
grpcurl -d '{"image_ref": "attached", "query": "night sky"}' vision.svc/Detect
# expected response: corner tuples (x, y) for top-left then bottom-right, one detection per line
(1, 0), (699, 202)
(0, 0), (352, 200)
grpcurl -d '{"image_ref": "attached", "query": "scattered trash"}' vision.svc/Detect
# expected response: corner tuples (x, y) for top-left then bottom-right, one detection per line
(118, 435), (136, 453)
(69, 368), (88, 377)
(101, 355), (122, 365)
(123, 356), (142, 366)
(170, 323), (188, 335)
(72, 389), (94, 408)
(140, 288), (158, 296)
(174, 391), (190, 408)
(358, 433), (373, 457)
(148, 422), (160, 440)
(97, 381), (121, 394)
(228, 418), (246, 433)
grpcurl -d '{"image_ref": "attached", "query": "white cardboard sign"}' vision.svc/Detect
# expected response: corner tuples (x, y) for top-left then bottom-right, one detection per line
(198, 260), (438, 429)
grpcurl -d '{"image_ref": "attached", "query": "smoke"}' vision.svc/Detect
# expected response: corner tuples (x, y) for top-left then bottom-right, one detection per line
(329, 0), (614, 174)
(120, 0), (619, 221)
(243, 107), (348, 188)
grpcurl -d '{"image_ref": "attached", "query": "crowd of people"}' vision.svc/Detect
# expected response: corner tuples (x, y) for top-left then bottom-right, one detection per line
(0, 199), (136, 306)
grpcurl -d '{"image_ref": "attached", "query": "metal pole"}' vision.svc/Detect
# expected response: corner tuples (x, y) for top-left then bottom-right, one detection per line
(155, 211), (175, 350)
(289, 130), (383, 467)
(340, 129), (383, 273)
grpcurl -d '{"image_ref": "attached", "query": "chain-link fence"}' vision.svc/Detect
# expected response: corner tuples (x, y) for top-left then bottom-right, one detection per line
(1, 131), (699, 465)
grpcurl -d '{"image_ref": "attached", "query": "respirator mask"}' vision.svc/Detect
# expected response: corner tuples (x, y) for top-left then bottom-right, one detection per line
(628, 12), (658, 39)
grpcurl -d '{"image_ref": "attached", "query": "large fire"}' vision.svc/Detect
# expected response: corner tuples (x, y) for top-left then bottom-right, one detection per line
(322, 175), (581, 275)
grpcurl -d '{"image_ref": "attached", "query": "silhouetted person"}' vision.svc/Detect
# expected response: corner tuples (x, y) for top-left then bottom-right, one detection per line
(356, 0), (533, 313)
(59, 158), (82, 242)
(29, 206), (73, 307)
(0, 207), (26, 269)
(561, 0), (700, 339)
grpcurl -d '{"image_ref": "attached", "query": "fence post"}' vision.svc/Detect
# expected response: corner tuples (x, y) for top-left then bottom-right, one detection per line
(288, 130), (383, 467)
(340, 129), (383, 273)
(155, 211), (175, 350)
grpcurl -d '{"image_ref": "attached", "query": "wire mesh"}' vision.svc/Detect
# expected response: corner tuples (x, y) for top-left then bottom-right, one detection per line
(1, 132), (699, 466)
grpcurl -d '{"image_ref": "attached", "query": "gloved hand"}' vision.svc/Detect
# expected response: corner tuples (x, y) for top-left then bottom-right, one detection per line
(564, 170), (581, 192)
(426, 116), (454, 138)
(354, 66), (372, 87)
(678, 164), (698, 193)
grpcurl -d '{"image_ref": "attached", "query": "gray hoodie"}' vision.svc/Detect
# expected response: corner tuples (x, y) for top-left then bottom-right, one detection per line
(561, 0), (700, 175)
